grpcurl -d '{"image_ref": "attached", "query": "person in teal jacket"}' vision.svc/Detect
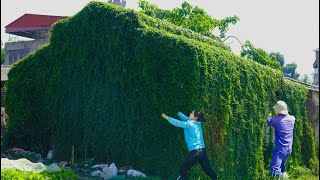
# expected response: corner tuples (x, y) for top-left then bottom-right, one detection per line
(161, 110), (218, 180)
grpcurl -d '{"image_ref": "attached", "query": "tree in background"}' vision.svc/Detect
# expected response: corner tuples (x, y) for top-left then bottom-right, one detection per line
(269, 52), (307, 81)
(138, 0), (239, 39)
(282, 62), (300, 79)
(299, 74), (312, 84)
(138, 1), (305, 80)
(1, 41), (4, 64)
(269, 52), (284, 68)
(240, 40), (281, 70)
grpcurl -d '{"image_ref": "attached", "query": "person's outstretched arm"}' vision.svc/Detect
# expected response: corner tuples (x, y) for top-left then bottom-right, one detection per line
(177, 112), (189, 121)
(162, 113), (191, 128)
(266, 113), (276, 126)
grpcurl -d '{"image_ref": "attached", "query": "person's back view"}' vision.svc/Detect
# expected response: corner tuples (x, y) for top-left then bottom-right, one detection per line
(272, 114), (295, 149)
(267, 101), (295, 179)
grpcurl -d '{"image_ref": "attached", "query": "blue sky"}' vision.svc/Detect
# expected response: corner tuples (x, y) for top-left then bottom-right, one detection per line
(1, 0), (319, 77)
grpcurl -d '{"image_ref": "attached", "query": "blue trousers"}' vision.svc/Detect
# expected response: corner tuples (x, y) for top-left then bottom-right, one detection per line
(270, 147), (291, 177)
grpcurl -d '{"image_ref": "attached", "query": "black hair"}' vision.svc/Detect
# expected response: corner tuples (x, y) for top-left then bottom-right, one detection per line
(194, 109), (206, 122)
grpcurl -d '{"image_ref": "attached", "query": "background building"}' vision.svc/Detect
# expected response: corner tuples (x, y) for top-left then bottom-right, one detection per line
(313, 48), (319, 86)
(108, 0), (126, 7)
(4, 14), (67, 65)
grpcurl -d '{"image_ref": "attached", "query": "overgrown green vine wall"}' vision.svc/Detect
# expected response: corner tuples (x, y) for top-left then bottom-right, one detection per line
(3, 1), (317, 179)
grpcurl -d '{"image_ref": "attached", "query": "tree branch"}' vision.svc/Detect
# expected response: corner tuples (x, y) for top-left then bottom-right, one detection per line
(222, 35), (244, 48)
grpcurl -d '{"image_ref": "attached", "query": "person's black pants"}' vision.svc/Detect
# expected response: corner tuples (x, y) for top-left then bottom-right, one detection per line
(179, 148), (218, 180)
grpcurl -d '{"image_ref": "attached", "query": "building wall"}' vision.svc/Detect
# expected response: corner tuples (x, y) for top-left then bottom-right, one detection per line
(108, 0), (126, 7)
(1, 88), (5, 107)
(313, 69), (319, 86)
(1, 107), (7, 138)
(313, 50), (319, 85)
(307, 90), (319, 147)
(4, 39), (49, 65)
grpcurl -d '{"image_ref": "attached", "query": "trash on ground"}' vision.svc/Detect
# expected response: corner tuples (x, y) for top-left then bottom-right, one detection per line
(91, 163), (108, 169)
(91, 170), (103, 177)
(118, 166), (132, 175)
(1, 158), (61, 173)
(81, 161), (147, 179)
(127, 169), (147, 177)
(47, 150), (54, 159)
(59, 161), (70, 168)
(108, 162), (118, 176)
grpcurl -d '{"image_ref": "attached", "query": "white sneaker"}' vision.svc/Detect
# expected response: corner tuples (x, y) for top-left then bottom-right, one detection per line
(279, 172), (289, 180)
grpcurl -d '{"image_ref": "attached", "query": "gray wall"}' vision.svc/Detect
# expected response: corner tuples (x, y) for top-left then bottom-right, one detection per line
(307, 90), (319, 147)
(313, 50), (319, 85)
(4, 39), (49, 65)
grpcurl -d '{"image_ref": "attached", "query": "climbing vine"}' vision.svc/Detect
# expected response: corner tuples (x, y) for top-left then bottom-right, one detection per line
(3, 1), (317, 179)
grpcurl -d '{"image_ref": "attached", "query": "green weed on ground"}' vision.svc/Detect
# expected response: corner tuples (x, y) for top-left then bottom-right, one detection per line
(1, 168), (78, 180)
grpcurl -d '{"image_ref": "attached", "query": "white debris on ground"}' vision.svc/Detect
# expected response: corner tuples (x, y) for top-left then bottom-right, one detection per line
(2, 147), (148, 179)
(46, 150), (54, 159)
(1, 158), (61, 173)
(127, 169), (147, 177)
(91, 163), (108, 169)
(91, 170), (104, 176)
(90, 162), (147, 179)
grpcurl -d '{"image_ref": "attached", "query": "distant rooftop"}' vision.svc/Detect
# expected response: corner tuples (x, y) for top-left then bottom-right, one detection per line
(108, 0), (126, 7)
(5, 14), (68, 39)
(284, 77), (319, 92)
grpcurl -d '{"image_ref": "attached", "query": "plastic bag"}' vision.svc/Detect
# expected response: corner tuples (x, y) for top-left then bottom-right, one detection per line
(102, 167), (113, 179)
(108, 162), (118, 176)
(127, 169), (146, 177)
(47, 150), (53, 159)
(1, 158), (61, 173)
(92, 164), (108, 169)
(45, 163), (61, 172)
(1, 158), (46, 173)
(91, 170), (104, 176)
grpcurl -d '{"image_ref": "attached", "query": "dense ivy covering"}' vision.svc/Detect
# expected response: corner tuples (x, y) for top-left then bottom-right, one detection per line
(4, 1), (317, 179)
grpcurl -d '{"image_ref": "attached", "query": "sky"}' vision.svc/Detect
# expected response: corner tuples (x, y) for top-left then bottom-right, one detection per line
(1, 0), (319, 77)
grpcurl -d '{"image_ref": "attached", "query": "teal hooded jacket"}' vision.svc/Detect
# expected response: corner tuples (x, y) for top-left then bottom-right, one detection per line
(168, 112), (205, 151)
